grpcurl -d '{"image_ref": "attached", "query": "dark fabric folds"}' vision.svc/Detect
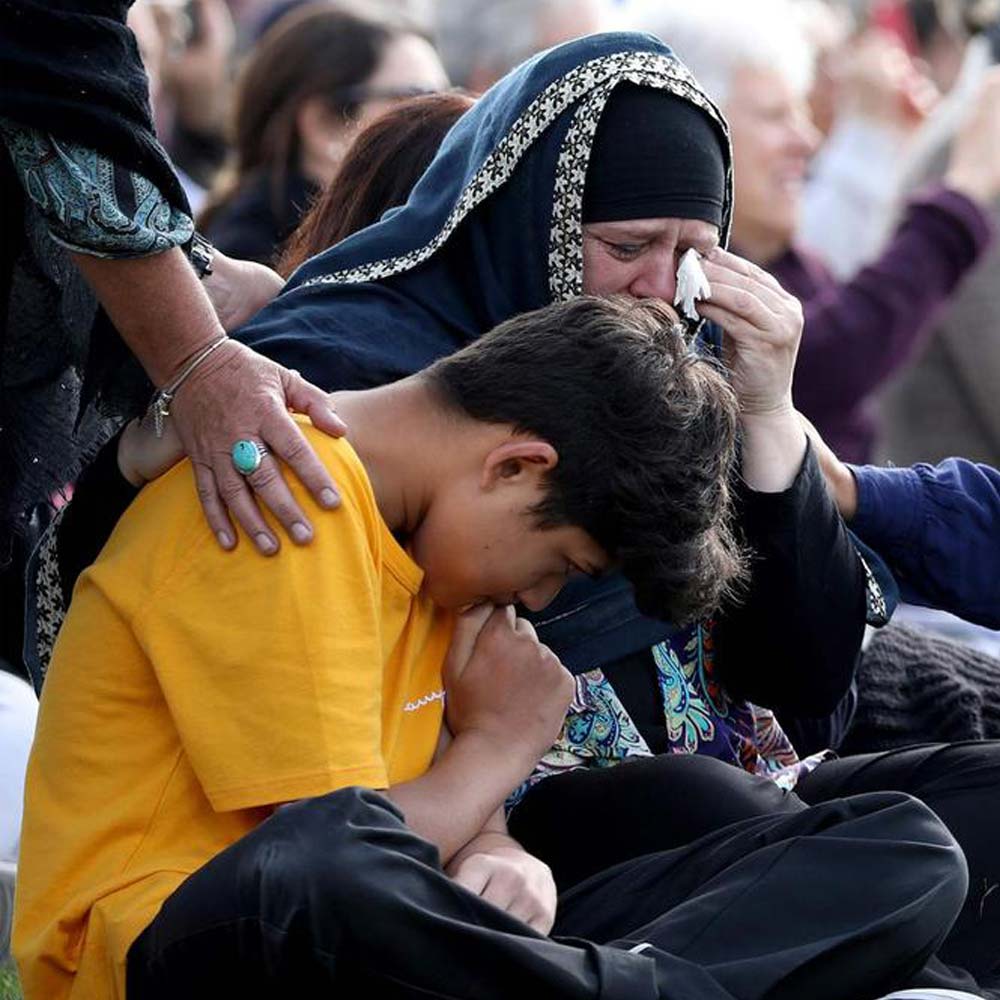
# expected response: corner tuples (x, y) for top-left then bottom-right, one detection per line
(0, 0), (188, 212)
(0, 0), (188, 546)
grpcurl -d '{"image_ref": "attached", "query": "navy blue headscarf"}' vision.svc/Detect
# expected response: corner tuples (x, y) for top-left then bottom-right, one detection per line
(235, 31), (734, 671)
(236, 31), (732, 390)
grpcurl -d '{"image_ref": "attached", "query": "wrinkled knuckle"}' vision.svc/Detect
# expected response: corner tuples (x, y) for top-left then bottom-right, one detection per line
(196, 482), (218, 505)
(270, 501), (300, 525)
(544, 648), (565, 672)
(218, 479), (247, 505)
(734, 290), (754, 314)
(247, 465), (281, 492)
(481, 625), (504, 652)
(277, 435), (310, 465)
(488, 865), (513, 887)
(498, 626), (521, 649)
(483, 614), (505, 636)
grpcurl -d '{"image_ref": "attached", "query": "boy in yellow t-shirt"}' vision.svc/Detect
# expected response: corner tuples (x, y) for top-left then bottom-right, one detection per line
(13, 297), (966, 1000)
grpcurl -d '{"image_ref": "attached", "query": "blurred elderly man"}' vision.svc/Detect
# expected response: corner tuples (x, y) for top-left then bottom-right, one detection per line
(627, 0), (1000, 465)
(435, 0), (606, 91)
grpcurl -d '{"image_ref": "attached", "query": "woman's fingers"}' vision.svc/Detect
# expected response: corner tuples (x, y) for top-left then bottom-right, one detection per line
(698, 282), (783, 341)
(696, 302), (773, 343)
(197, 425), (332, 553)
(698, 252), (803, 347)
(169, 340), (347, 552)
(263, 407), (341, 513)
(192, 461), (236, 550)
(226, 398), (340, 547)
(702, 252), (798, 333)
(702, 260), (789, 316)
(213, 457), (281, 555)
(706, 246), (786, 295)
(694, 248), (803, 420)
(240, 449), (314, 546)
(283, 367), (349, 439)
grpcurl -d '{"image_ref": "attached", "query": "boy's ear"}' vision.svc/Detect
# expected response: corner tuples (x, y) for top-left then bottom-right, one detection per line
(480, 439), (559, 491)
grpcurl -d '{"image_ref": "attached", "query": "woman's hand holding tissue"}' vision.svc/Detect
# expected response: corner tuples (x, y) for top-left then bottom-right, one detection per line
(696, 248), (808, 491)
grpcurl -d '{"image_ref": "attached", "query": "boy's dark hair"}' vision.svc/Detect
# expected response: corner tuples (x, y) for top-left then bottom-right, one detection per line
(426, 296), (746, 623)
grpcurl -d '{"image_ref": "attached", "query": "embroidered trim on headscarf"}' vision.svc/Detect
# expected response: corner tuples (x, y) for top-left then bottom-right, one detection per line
(300, 51), (732, 296)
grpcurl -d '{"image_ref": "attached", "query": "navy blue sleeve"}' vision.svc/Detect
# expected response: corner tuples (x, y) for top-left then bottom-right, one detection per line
(850, 459), (1000, 628)
(234, 284), (463, 393)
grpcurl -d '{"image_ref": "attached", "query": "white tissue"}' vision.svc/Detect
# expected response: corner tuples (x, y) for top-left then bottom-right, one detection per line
(674, 248), (711, 321)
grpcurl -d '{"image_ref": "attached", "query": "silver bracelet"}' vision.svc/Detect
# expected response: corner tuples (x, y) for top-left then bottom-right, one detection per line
(148, 335), (228, 438)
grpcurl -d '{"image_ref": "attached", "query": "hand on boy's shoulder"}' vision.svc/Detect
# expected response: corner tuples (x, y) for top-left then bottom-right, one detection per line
(443, 606), (573, 766)
(105, 425), (375, 593)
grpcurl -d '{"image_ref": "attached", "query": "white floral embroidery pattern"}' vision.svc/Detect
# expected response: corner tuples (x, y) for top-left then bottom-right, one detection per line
(31, 505), (68, 684)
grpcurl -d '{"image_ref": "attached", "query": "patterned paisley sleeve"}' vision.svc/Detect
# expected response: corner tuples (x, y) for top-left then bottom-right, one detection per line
(0, 119), (192, 258)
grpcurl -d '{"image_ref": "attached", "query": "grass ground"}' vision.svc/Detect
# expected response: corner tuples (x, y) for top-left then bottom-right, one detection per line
(0, 961), (22, 1000)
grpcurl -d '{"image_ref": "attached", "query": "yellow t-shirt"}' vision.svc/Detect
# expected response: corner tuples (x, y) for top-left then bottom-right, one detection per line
(14, 430), (453, 1000)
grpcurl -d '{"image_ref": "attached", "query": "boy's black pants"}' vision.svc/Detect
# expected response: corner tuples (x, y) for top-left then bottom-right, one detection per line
(511, 743), (1000, 996)
(126, 784), (965, 1000)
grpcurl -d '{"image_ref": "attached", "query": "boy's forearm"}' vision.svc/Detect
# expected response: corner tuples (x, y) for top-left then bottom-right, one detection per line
(447, 806), (520, 871)
(386, 731), (537, 865)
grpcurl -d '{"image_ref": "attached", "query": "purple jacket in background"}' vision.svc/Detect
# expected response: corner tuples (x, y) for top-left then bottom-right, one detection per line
(766, 186), (993, 463)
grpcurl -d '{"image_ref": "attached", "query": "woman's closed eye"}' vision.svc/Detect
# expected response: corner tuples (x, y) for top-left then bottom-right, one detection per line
(602, 239), (647, 260)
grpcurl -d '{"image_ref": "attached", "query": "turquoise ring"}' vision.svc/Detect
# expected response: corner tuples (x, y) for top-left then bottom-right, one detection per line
(231, 439), (269, 476)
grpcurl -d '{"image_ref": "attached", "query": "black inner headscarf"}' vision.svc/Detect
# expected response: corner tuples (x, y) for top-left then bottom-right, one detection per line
(583, 84), (727, 227)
